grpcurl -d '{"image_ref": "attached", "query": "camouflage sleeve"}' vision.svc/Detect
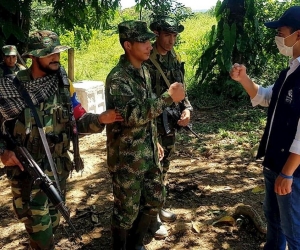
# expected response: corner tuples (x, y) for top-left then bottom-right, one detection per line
(76, 113), (105, 134)
(106, 71), (173, 127)
(69, 81), (105, 134)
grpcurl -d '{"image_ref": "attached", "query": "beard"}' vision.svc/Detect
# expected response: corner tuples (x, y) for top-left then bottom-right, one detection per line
(36, 58), (60, 74)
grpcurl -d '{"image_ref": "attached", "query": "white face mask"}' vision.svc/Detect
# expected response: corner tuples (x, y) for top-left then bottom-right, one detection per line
(275, 32), (298, 57)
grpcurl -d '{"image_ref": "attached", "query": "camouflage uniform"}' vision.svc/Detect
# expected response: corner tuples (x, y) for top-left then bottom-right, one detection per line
(106, 21), (175, 249)
(0, 45), (26, 76)
(0, 31), (105, 250)
(146, 17), (193, 179)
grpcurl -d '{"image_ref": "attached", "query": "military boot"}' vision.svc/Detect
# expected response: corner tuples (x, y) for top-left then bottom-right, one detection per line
(111, 226), (127, 250)
(159, 208), (177, 222)
(127, 212), (154, 250)
(148, 213), (168, 239)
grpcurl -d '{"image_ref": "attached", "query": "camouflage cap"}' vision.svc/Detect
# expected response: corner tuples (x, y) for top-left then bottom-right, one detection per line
(2, 45), (17, 56)
(150, 16), (184, 33)
(118, 20), (156, 42)
(22, 30), (70, 58)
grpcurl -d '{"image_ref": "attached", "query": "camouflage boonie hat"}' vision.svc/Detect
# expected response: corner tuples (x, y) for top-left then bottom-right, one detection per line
(2, 45), (17, 56)
(22, 30), (70, 58)
(118, 20), (156, 42)
(150, 16), (184, 33)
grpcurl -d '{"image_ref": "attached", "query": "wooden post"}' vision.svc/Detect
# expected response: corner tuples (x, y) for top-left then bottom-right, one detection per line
(68, 48), (74, 82)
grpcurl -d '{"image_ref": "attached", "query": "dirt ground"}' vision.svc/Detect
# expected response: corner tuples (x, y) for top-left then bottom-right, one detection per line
(0, 108), (267, 250)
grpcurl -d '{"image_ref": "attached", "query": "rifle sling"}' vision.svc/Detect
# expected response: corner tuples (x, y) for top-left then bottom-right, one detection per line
(12, 77), (62, 194)
(150, 48), (187, 95)
(149, 55), (171, 88)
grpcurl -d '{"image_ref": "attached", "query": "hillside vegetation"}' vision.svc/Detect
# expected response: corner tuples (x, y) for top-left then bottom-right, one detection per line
(59, 12), (216, 89)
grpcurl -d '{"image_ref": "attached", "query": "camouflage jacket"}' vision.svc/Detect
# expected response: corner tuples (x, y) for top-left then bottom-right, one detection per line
(105, 55), (173, 172)
(0, 62), (26, 77)
(0, 68), (104, 168)
(145, 43), (193, 133)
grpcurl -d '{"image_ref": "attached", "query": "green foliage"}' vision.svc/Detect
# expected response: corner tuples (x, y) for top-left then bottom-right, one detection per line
(0, 0), (121, 51)
(0, 0), (30, 48)
(36, 0), (120, 31)
(142, 0), (193, 23)
(72, 30), (122, 82)
(177, 12), (216, 86)
(0, 0), (179, 51)
(194, 0), (299, 100)
(177, 102), (266, 154)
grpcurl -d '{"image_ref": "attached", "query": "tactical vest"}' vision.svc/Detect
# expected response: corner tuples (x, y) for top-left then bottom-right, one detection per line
(257, 67), (300, 177)
(12, 70), (73, 171)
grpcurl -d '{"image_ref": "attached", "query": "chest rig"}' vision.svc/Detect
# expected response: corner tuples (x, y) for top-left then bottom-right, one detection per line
(13, 70), (73, 166)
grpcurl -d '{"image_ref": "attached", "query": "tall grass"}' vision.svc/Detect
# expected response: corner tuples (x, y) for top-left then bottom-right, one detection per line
(177, 12), (216, 87)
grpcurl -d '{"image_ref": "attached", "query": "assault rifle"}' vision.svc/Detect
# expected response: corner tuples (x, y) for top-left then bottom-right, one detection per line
(8, 138), (82, 239)
(163, 106), (201, 140)
(58, 67), (84, 172)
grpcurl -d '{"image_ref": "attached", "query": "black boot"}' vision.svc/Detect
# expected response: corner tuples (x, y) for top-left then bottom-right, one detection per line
(127, 213), (155, 250)
(111, 226), (128, 250)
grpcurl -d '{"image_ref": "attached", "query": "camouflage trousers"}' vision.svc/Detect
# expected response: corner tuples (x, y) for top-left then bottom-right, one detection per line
(110, 158), (165, 230)
(6, 159), (70, 250)
(158, 130), (176, 182)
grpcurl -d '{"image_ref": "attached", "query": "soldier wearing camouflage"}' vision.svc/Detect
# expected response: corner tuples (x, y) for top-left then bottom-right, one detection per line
(105, 20), (185, 249)
(0, 30), (121, 250)
(0, 45), (26, 77)
(145, 15), (193, 238)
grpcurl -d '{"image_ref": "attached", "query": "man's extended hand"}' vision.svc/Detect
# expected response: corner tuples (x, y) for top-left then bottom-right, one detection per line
(98, 109), (123, 124)
(229, 63), (248, 83)
(168, 82), (185, 103)
(1, 150), (24, 171)
(177, 109), (190, 127)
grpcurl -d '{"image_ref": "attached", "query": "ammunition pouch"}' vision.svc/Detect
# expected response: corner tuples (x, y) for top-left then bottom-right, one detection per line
(45, 132), (63, 154)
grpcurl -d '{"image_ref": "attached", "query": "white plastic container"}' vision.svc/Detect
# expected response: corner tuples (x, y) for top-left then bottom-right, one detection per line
(73, 80), (106, 114)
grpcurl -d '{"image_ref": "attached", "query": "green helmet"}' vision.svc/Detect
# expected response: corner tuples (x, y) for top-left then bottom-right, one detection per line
(22, 30), (70, 58)
(150, 16), (184, 33)
(2, 45), (17, 56)
(118, 20), (156, 42)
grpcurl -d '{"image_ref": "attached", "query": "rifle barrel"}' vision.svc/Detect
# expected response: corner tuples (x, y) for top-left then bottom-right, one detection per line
(184, 126), (202, 140)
